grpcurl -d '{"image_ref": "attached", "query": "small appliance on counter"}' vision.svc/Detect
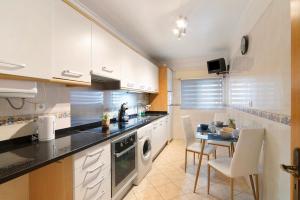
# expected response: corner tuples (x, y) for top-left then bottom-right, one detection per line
(37, 115), (56, 141)
(118, 103), (129, 123)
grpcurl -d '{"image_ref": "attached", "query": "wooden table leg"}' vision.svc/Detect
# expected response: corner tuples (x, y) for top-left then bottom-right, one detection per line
(193, 140), (206, 193)
(230, 142), (235, 157)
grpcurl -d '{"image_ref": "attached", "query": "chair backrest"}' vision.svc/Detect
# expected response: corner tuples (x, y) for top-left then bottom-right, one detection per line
(230, 128), (265, 177)
(214, 113), (229, 124)
(181, 115), (195, 146)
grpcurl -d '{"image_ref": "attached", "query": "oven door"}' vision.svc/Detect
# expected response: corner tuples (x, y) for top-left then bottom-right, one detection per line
(112, 134), (137, 196)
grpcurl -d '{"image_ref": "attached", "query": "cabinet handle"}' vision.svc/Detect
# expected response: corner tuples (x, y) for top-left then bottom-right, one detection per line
(127, 82), (135, 88)
(86, 177), (104, 190)
(83, 177), (105, 199)
(62, 70), (83, 78)
(83, 163), (105, 184)
(95, 191), (105, 200)
(82, 149), (104, 169)
(0, 60), (26, 69)
(87, 149), (104, 158)
(102, 66), (113, 73)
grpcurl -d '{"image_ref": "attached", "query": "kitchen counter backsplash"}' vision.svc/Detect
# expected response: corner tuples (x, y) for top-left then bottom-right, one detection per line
(0, 82), (149, 141)
(70, 90), (149, 126)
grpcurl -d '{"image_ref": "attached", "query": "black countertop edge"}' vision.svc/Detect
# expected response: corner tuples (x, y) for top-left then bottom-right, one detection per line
(0, 113), (168, 184)
(145, 111), (168, 115)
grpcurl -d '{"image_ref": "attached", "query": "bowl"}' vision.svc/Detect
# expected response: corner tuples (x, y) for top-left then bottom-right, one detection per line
(219, 131), (233, 139)
(215, 121), (224, 127)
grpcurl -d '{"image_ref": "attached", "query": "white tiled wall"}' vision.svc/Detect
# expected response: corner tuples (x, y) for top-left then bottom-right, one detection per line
(228, 0), (291, 199)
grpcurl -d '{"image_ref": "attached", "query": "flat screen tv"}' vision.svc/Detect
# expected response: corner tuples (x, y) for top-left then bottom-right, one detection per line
(207, 58), (226, 74)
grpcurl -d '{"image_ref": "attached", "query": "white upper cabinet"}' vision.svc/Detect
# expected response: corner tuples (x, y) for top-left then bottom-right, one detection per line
(120, 44), (140, 90)
(0, 0), (52, 79)
(91, 23), (121, 80)
(52, 0), (91, 83)
(120, 44), (158, 93)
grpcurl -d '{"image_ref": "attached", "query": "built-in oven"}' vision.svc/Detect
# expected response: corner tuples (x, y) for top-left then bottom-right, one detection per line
(111, 130), (137, 198)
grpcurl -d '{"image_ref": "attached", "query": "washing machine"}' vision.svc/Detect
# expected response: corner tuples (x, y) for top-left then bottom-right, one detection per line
(134, 123), (153, 185)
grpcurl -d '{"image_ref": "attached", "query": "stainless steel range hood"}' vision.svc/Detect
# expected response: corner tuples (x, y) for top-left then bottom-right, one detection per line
(91, 71), (121, 90)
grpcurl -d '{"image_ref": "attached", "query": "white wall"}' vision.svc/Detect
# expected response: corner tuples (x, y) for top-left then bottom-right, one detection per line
(228, 0), (291, 199)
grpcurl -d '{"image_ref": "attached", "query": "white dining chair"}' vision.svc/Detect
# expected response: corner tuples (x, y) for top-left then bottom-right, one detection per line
(207, 128), (264, 200)
(181, 116), (217, 172)
(208, 113), (232, 157)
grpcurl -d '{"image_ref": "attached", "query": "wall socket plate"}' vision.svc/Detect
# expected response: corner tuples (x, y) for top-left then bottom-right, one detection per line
(36, 103), (46, 112)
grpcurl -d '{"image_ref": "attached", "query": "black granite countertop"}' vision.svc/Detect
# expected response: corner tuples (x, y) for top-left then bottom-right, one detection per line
(0, 113), (167, 184)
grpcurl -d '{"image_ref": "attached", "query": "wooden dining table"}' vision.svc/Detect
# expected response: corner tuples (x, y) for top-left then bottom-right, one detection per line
(193, 128), (239, 193)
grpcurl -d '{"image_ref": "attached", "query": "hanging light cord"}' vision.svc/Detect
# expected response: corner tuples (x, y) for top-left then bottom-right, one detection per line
(5, 98), (25, 110)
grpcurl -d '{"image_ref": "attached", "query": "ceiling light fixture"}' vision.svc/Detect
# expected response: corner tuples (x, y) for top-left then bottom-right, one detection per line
(173, 16), (188, 40)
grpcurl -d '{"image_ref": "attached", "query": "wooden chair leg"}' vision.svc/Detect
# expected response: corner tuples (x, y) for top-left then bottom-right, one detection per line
(214, 150), (217, 159)
(254, 174), (259, 200)
(185, 149), (187, 172)
(193, 152), (196, 165)
(193, 140), (206, 193)
(231, 143), (235, 156)
(230, 178), (234, 200)
(208, 155), (210, 161)
(228, 146), (231, 157)
(249, 175), (257, 200)
(207, 165), (211, 194)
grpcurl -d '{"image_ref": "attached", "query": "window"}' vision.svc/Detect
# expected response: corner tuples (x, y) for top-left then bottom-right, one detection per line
(181, 78), (224, 109)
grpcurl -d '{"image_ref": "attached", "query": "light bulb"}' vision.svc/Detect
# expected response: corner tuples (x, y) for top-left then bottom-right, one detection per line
(173, 28), (180, 36)
(176, 16), (188, 29)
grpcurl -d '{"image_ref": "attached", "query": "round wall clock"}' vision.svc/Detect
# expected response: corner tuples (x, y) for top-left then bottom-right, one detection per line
(240, 35), (249, 55)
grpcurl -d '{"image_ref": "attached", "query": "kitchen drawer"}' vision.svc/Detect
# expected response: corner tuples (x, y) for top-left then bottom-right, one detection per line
(74, 169), (111, 200)
(74, 161), (110, 187)
(73, 142), (110, 170)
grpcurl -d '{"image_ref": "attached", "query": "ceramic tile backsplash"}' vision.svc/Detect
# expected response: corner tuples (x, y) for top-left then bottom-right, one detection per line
(0, 82), (71, 140)
(70, 89), (149, 126)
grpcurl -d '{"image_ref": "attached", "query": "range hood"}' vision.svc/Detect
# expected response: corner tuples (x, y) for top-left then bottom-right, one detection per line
(91, 71), (121, 90)
(0, 80), (37, 98)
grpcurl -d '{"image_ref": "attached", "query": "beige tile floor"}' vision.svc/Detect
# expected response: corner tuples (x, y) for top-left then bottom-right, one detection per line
(123, 140), (254, 200)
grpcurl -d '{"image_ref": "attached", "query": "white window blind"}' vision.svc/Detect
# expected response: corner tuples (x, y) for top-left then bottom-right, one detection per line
(181, 78), (224, 109)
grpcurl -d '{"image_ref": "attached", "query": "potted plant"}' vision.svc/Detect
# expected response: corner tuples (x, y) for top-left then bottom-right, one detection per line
(228, 118), (236, 129)
(102, 113), (110, 129)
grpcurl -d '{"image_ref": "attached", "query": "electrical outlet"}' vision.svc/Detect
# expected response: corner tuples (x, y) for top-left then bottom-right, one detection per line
(36, 103), (46, 112)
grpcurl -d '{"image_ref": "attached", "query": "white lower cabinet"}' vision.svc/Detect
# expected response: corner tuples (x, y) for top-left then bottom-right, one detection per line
(73, 141), (111, 200)
(151, 116), (168, 158)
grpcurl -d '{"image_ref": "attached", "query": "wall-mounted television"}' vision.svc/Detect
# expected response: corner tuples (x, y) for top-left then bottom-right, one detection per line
(207, 58), (227, 74)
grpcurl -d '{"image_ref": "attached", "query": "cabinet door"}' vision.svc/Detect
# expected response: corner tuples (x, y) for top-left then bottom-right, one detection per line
(91, 23), (121, 80)
(120, 45), (139, 90)
(152, 122), (160, 157)
(52, 0), (91, 83)
(29, 157), (73, 200)
(0, 0), (52, 79)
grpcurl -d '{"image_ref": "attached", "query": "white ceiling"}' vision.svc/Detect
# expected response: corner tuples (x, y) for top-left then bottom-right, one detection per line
(78, 0), (250, 68)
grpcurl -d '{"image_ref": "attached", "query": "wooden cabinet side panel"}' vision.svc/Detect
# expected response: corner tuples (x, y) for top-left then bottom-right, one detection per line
(0, 175), (29, 200)
(29, 157), (73, 200)
(149, 67), (168, 111)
